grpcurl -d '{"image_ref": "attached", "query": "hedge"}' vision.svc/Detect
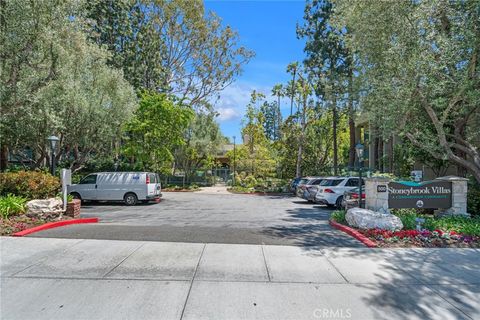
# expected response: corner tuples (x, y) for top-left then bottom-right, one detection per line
(0, 171), (60, 199)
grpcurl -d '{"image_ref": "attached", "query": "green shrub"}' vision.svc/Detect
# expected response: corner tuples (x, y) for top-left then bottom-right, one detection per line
(243, 175), (257, 188)
(0, 171), (60, 199)
(424, 216), (480, 236)
(392, 208), (419, 230)
(0, 194), (27, 219)
(331, 210), (347, 224)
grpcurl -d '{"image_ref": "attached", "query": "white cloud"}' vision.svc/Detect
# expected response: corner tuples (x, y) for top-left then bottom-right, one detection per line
(216, 107), (239, 121)
(212, 82), (272, 123)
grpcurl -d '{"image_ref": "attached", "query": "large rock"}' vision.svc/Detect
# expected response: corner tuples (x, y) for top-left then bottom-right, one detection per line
(345, 208), (403, 230)
(26, 198), (64, 219)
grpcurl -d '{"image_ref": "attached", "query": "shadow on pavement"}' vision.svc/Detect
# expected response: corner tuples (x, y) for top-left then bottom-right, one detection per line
(320, 247), (480, 319)
(261, 205), (364, 248)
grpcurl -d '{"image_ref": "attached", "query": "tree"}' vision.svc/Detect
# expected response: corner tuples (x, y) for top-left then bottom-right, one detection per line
(286, 62), (299, 117)
(294, 74), (313, 178)
(334, 0), (480, 183)
(260, 101), (281, 141)
(0, 0), (136, 171)
(297, 0), (357, 173)
(173, 112), (227, 185)
(276, 106), (350, 177)
(84, 0), (254, 107)
(271, 84), (284, 140)
(237, 91), (276, 178)
(123, 92), (193, 173)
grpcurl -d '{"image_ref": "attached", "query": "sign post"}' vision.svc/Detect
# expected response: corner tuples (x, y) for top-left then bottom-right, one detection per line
(61, 169), (72, 211)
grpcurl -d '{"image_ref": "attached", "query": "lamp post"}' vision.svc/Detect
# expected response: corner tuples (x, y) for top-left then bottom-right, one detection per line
(355, 143), (365, 208)
(47, 135), (59, 176)
(233, 136), (236, 187)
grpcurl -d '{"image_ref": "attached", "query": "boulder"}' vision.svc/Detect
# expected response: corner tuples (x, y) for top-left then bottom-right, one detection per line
(345, 207), (403, 230)
(26, 198), (64, 219)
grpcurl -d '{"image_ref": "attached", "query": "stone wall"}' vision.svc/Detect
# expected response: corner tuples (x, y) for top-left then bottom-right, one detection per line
(434, 176), (469, 217)
(364, 177), (391, 213)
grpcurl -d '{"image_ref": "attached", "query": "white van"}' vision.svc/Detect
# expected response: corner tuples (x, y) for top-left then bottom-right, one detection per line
(68, 172), (162, 205)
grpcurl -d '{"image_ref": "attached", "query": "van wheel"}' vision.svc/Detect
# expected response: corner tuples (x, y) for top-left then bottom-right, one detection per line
(70, 192), (81, 200)
(124, 193), (138, 206)
(335, 196), (344, 209)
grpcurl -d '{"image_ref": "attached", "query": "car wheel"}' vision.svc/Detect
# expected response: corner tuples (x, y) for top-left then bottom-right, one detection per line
(335, 196), (344, 209)
(124, 193), (138, 206)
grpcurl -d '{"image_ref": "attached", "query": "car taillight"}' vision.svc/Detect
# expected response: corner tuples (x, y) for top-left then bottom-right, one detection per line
(146, 176), (150, 184)
(361, 194), (366, 199)
(351, 193), (359, 199)
(324, 188), (335, 193)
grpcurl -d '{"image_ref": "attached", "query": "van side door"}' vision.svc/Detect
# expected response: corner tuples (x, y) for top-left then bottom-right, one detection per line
(77, 174), (98, 200)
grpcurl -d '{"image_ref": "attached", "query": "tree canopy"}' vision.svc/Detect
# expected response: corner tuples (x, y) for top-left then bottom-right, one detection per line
(333, 0), (480, 182)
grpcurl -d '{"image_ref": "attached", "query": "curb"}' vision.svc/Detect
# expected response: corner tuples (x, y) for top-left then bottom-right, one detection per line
(12, 218), (99, 237)
(329, 220), (378, 248)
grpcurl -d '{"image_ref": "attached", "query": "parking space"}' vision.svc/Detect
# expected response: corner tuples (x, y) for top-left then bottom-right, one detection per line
(28, 192), (363, 247)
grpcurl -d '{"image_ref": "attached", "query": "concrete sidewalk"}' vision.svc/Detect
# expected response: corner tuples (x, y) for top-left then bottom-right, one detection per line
(1, 237), (479, 320)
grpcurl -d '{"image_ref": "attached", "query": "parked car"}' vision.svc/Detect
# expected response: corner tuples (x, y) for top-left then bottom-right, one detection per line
(296, 177), (324, 201)
(314, 177), (364, 208)
(341, 187), (365, 209)
(68, 172), (162, 205)
(290, 177), (303, 194)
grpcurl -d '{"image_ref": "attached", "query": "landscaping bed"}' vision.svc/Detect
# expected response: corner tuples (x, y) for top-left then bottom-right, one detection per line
(228, 186), (287, 194)
(0, 172), (83, 236)
(162, 184), (200, 192)
(330, 210), (480, 248)
(0, 215), (75, 236)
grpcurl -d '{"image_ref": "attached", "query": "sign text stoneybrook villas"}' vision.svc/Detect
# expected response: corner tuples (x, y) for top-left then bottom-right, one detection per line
(386, 181), (452, 209)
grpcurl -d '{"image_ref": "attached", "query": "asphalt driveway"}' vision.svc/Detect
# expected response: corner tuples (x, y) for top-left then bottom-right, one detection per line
(29, 191), (362, 247)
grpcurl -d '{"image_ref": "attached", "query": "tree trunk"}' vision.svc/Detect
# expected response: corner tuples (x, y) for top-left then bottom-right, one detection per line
(332, 95), (338, 176)
(296, 100), (306, 178)
(388, 138), (394, 173)
(347, 67), (356, 169)
(454, 121), (468, 177)
(290, 71), (296, 117)
(0, 144), (8, 171)
(378, 139), (384, 172)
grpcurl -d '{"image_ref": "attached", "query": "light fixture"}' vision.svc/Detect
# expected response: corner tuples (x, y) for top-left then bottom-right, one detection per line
(355, 143), (364, 161)
(46, 135), (60, 175)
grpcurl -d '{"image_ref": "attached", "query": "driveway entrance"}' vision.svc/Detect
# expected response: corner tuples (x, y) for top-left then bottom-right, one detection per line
(29, 191), (362, 247)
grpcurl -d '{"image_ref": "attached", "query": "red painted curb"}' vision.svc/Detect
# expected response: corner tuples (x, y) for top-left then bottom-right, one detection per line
(12, 218), (99, 237)
(329, 220), (378, 248)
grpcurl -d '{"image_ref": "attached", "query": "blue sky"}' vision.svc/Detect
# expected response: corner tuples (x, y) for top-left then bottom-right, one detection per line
(204, 0), (307, 141)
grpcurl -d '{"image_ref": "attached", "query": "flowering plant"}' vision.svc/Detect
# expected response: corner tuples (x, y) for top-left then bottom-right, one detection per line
(360, 227), (479, 247)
